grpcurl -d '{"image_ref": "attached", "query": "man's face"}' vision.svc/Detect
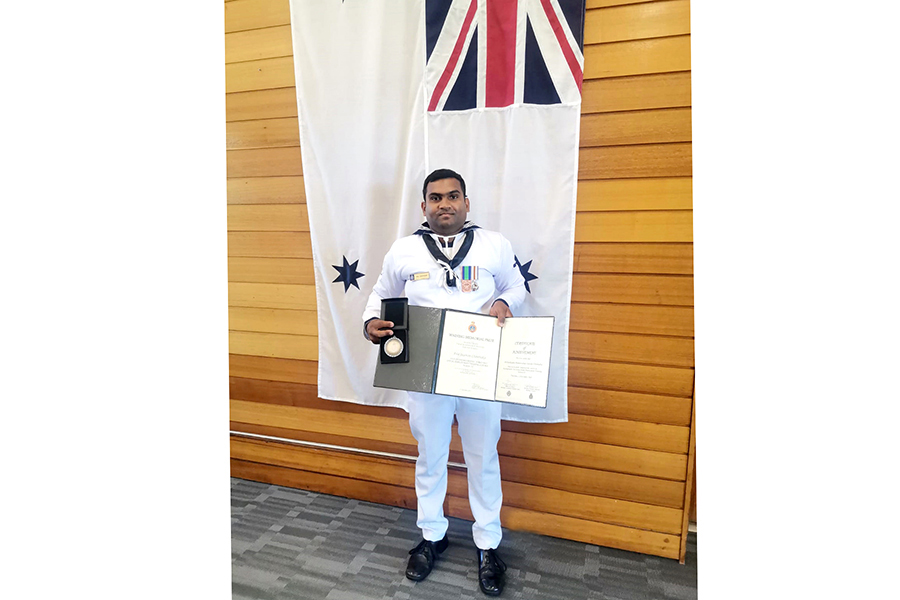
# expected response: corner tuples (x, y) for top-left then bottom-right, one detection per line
(422, 178), (470, 235)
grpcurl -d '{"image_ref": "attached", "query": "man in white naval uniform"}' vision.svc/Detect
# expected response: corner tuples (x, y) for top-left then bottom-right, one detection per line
(363, 168), (525, 596)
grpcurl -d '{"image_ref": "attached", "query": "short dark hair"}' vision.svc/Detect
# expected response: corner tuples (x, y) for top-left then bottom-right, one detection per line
(422, 168), (466, 199)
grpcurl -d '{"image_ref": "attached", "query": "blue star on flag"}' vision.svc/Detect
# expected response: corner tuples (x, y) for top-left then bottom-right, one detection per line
(333, 256), (364, 292)
(514, 256), (538, 293)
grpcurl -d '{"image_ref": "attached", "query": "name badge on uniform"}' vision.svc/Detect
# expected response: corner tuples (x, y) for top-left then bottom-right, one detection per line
(460, 265), (479, 293)
(408, 272), (430, 281)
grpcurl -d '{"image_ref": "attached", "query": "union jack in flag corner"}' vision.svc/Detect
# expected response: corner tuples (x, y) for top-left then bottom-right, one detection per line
(426, 0), (585, 111)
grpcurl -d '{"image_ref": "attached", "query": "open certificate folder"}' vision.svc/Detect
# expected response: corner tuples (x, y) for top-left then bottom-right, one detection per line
(433, 310), (554, 407)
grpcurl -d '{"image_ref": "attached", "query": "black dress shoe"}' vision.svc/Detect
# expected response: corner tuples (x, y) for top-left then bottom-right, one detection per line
(477, 548), (507, 596)
(405, 534), (449, 581)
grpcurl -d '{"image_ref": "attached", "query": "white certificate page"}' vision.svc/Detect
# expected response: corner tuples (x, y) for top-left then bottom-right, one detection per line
(494, 316), (554, 406)
(433, 311), (502, 401)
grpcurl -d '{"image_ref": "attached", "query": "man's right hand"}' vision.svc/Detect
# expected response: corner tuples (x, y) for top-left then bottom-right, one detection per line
(366, 319), (394, 344)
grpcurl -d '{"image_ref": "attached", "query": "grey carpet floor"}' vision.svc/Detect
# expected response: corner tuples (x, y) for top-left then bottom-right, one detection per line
(232, 478), (697, 600)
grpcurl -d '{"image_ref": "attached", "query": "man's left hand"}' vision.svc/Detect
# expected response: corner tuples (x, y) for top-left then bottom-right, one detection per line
(489, 300), (513, 326)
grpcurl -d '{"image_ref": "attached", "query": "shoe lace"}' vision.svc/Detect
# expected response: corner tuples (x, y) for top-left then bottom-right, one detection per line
(409, 539), (435, 558)
(482, 549), (507, 573)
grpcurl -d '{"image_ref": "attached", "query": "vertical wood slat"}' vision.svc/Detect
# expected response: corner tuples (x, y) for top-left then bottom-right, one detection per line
(689, 457), (697, 522)
(679, 378), (697, 563)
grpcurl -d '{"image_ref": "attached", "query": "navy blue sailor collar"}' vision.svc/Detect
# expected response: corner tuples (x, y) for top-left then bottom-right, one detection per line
(414, 221), (480, 288)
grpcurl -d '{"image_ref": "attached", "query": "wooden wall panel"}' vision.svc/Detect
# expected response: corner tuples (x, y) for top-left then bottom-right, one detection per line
(231, 378), (345, 410)
(584, 36), (691, 80)
(581, 72), (691, 114)
(226, 117), (300, 149)
(569, 302), (694, 337)
(227, 147), (303, 177)
(225, 25), (293, 64)
(499, 455), (685, 508)
(585, 1), (690, 44)
(231, 399), (688, 479)
(236, 428), (687, 511)
(576, 178), (692, 211)
(233, 438), (412, 485)
(571, 273), (694, 305)
(229, 371), (693, 428)
(579, 142), (692, 179)
(225, 0), (694, 561)
(231, 400), (419, 447)
(575, 210), (693, 242)
(573, 242), (693, 274)
(231, 439), (681, 558)
(228, 204), (308, 231)
(225, 117), (300, 150)
(229, 282), (317, 310)
(227, 176), (305, 204)
(226, 88), (299, 121)
(566, 386), (693, 426)
(487, 478), (683, 534)
(225, 0), (290, 33)
(229, 354), (317, 384)
(456, 498), (681, 559)
(504, 414), (689, 454)
(568, 359), (693, 396)
(232, 437), (682, 534)
(568, 330), (694, 368)
(228, 257), (315, 284)
(587, 0), (667, 10)
(231, 423), (423, 459)
(680, 389), (697, 562)
(230, 330), (316, 361)
(229, 307), (317, 336)
(580, 108), (692, 147)
(225, 56), (295, 93)
(229, 382), (691, 512)
(227, 203), (305, 230)
(227, 232), (311, 258)
(232, 459), (419, 510)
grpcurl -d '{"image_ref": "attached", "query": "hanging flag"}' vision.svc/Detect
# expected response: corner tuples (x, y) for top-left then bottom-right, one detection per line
(289, 0), (585, 423)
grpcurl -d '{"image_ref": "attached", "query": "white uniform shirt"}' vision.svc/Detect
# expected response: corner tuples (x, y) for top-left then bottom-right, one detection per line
(363, 228), (526, 329)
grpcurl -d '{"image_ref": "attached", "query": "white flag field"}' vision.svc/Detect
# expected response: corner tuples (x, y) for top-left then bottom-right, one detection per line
(288, 0), (585, 423)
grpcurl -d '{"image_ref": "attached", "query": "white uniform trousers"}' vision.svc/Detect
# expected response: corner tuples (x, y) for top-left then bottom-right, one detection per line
(407, 392), (503, 550)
